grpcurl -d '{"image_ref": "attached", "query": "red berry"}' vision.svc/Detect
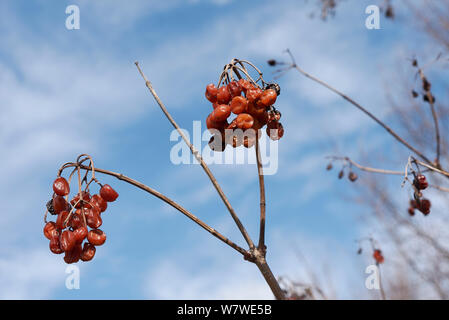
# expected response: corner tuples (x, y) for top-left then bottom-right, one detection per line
(53, 177), (70, 196)
(266, 121), (284, 140)
(373, 249), (384, 264)
(52, 195), (69, 214)
(205, 83), (218, 103)
(227, 81), (242, 98)
(49, 237), (63, 254)
(235, 113), (254, 130)
(217, 86), (231, 104)
(246, 88), (262, 103)
(55, 210), (70, 230)
(256, 89), (277, 108)
(238, 79), (253, 93)
(60, 230), (76, 252)
(69, 210), (83, 229)
(100, 184), (119, 202)
(85, 208), (102, 229)
(88, 229), (106, 246)
(418, 199), (431, 215)
(43, 222), (59, 240)
(80, 243), (96, 262)
(408, 207), (415, 216)
(415, 175), (428, 190)
(90, 194), (107, 213)
(212, 104), (231, 122)
(230, 96), (248, 115)
(64, 243), (82, 264)
(73, 226), (88, 243)
(246, 101), (266, 119)
(70, 191), (91, 208)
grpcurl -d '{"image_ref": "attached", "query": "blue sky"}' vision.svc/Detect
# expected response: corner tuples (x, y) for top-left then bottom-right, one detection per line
(0, 0), (441, 299)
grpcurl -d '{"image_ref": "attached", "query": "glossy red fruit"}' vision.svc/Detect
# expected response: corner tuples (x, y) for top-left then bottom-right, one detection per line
(256, 89), (277, 108)
(212, 104), (231, 122)
(85, 208), (102, 229)
(227, 81), (242, 98)
(235, 113), (254, 129)
(212, 102), (219, 109)
(91, 195), (107, 213)
(373, 249), (384, 264)
(415, 175), (428, 190)
(246, 88), (262, 103)
(88, 229), (106, 246)
(53, 195), (69, 214)
(69, 210), (83, 229)
(56, 210), (70, 230)
(64, 243), (82, 264)
(266, 121), (284, 140)
(217, 86), (231, 104)
(205, 83), (218, 103)
(238, 79), (253, 93)
(60, 230), (76, 252)
(49, 237), (63, 254)
(230, 96), (248, 114)
(53, 177), (70, 196)
(44, 222), (59, 240)
(246, 101), (266, 119)
(80, 243), (96, 262)
(100, 184), (119, 202)
(73, 226), (88, 243)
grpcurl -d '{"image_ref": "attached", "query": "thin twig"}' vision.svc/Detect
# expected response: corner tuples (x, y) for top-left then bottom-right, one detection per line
(60, 164), (249, 256)
(285, 49), (433, 164)
(255, 133), (266, 250)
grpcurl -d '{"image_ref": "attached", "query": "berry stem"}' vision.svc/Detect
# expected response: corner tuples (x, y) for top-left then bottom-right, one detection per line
(134, 61), (255, 250)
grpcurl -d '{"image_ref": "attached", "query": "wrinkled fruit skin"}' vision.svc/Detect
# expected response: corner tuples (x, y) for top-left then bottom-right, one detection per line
(88, 229), (106, 246)
(53, 177), (70, 196)
(49, 237), (63, 254)
(73, 226), (88, 243)
(44, 222), (59, 240)
(80, 243), (96, 262)
(100, 185), (119, 202)
(417, 199), (431, 215)
(91, 195), (107, 213)
(60, 230), (76, 252)
(64, 243), (82, 264)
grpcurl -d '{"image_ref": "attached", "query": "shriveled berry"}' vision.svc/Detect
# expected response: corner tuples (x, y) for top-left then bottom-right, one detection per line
(373, 249), (384, 264)
(53, 177), (70, 196)
(418, 199), (431, 215)
(88, 229), (106, 246)
(265, 83), (281, 96)
(80, 243), (96, 262)
(408, 207), (415, 216)
(46, 199), (56, 215)
(44, 222), (59, 240)
(73, 226), (88, 243)
(338, 170), (344, 179)
(326, 163), (333, 171)
(256, 89), (277, 108)
(53, 195), (69, 214)
(227, 81), (242, 98)
(348, 172), (358, 182)
(414, 175), (428, 190)
(64, 243), (82, 264)
(85, 208), (102, 229)
(49, 237), (63, 254)
(55, 210), (70, 230)
(100, 184), (119, 202)
(230, 96), (248, 114)
(60, 230), (76, 252)
(205, 83), (218, 103)
(238, 79), (253, 93)
(217, 86), (231, 104)
(70, 191), (91, 208)
(212, 104), (231, 122)
(90, 194), (107, 213)
(246, 88), (262, 103)
(236, 113), (254, 130)
(410, 199), (418, 208)
(266, 121), (284, 140)
(69, 210), (83, 229)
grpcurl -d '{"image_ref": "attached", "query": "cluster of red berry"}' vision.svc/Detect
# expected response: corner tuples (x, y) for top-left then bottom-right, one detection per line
(44, 177), (118, 263)
(204, 79), (283, 151)
(407, 174), (431, 216)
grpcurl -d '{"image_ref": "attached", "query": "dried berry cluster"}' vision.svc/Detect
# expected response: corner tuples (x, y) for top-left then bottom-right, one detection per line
(204, 79), (283, 151)
(373, 249), (385, 264)
(407, 174), (431, 216)
(44, 176), (118, 264)
(411, 60), (436, 104)
(326, 162), (358, 182)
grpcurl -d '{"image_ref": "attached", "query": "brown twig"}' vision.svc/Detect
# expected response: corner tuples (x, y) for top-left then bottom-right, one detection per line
(135, 61), (255, 250)
(255, 133), (266, 251)
(59, 163), (248, 256)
